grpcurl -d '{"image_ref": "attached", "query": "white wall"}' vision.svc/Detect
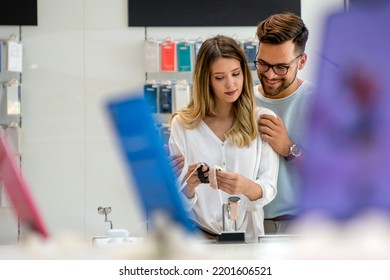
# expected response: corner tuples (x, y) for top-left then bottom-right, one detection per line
(0, 0), (345, 244)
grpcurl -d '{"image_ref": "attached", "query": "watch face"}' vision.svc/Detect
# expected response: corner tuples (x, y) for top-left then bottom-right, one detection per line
(291, 144), (302, 157)
(228, 196), (241, 204)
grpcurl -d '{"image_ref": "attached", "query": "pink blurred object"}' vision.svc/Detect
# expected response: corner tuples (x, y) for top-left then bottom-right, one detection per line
(0, 129), (49, 239)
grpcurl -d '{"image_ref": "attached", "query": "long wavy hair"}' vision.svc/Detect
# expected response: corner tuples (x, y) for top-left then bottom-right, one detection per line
(170, 35), (257, 148)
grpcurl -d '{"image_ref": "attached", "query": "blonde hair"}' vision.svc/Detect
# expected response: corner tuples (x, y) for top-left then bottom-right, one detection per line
(170, 35), (257, 148)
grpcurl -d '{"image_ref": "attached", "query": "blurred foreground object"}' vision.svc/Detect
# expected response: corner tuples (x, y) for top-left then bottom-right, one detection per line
(0, 127), (49, 239)
(289, 0), (390, 259)
(289, 211), (390, 259)
(106, 93), (196, 234)
(300, 1), (390, 220)
(1, 213), (275, 260)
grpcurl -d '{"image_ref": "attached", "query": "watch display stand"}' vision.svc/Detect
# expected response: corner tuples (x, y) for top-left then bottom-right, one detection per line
(219, 196), (245, 243)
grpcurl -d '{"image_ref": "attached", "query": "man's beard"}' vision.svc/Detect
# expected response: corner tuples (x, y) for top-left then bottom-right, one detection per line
(260, 69), (298, 98)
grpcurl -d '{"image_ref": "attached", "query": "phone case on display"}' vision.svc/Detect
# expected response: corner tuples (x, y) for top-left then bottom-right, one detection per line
(0, 42), (3, 73)
(176, 41), (192, 72)
(193, 40), (203, 58)
(5, 83), (21, 116)
(161, 40), (176, 72)
(243, 41), (258, 71)
(6, 39), (23, 73)
(143, 82), (159, 113)
(144, 38), (160, 73)
(173, 80), (190, 112)
(159, 83), (172, 114)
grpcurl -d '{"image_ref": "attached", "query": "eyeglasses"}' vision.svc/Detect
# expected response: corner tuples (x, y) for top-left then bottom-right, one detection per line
(253, 53), (303, 76)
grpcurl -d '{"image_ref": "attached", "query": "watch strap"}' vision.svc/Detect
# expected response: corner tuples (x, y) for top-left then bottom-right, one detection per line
(285, 153), (296, 161)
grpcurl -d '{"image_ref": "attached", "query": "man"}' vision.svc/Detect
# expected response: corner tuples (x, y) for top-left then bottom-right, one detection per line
(254, 12), (315, 234)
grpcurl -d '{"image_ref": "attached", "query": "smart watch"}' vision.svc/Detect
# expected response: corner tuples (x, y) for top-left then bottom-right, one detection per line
(209, 165), (223, 189)
(197, 162), (210, 183)
(285, 143), (302, 161)
(228, 196), (241, 220)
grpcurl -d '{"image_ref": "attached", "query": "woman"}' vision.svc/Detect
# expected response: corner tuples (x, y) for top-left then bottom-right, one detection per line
(169, 35), (279, 243)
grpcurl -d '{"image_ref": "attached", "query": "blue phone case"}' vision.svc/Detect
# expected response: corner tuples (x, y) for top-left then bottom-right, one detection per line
(143, 83), (158, 113)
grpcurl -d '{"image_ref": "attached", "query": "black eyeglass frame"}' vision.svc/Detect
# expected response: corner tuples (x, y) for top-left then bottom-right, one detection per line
(253, 53), (304, 76)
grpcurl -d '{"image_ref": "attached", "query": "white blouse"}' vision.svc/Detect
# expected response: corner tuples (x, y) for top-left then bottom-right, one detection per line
(168, 107), (279, 243)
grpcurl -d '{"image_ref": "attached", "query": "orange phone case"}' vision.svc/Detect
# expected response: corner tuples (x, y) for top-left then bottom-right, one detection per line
(161, 41), (176, 71)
